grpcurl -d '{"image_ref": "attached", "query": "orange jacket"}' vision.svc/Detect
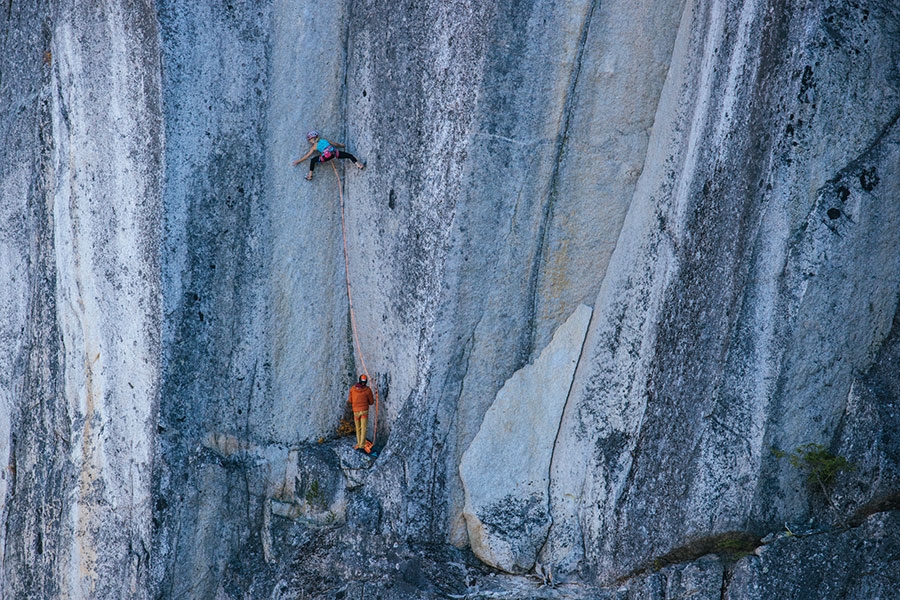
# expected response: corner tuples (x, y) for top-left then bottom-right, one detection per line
(348, 383), (374, 412)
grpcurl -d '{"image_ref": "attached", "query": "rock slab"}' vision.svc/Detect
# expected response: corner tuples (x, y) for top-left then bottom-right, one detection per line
(460, 304), (592, 573)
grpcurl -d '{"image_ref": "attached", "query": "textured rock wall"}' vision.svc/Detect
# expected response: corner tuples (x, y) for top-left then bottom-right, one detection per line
(623, 512), (900, 600)
(267, 0), (350, 443)
(348, 0), (681, 551)
(152, 1), (271, 596)
(460, 304), (592, 573)
(2, 0), (899, 598)
(52, 4), (162, 594)
(542, 0), (900, 583)
(0, 3), (64, 596)
(2, 1), (163, 598)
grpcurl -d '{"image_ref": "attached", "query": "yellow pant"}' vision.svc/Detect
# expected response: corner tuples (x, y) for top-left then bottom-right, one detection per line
(354, 411), (368, 448)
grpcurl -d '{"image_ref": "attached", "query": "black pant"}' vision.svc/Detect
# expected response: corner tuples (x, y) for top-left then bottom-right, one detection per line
(309, 151), (358, 172)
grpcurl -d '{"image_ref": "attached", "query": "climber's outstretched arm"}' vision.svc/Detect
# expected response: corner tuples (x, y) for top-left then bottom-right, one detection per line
(292, 145), (316, 166)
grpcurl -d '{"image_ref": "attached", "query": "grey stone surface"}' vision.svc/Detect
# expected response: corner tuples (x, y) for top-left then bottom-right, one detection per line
(0, 3), (67, 597)
(543, 0), (900, 583)
(618, 513), (900, 599)
(1, 0), (899, 599)
(725, 512), (900, 600)
(624, 555), (725, 600)
(2, 2), (163, 598)
(460, 304), (591, 573)
(266, 0), (352, 444)
(152, 2), (273, 596)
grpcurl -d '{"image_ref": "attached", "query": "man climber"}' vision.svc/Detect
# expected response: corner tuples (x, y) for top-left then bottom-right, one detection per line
(292, 130), (365, 180)
(348, 374), (374, 451)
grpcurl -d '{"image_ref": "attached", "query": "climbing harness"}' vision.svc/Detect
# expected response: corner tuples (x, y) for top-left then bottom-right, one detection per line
(319, 145), (336, 161)
(332, 161), (381, 454)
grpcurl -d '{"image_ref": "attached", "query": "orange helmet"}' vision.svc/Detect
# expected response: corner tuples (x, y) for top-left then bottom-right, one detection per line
(358, 374), (368, 384)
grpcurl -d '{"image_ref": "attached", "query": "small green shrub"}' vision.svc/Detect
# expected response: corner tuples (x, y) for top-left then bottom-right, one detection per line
(771, 443), (854, 487)
(772, 443), (855, 526)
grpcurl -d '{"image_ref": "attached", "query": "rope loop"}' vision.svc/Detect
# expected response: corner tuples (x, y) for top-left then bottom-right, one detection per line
(332, 161), (380, 446)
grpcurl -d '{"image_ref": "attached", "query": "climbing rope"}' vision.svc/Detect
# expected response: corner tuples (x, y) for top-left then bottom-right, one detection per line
(332, 161), (381, 450)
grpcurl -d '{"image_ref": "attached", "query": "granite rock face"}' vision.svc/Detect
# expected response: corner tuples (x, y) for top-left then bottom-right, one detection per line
(2, 2), (163, 598)
(1, 1), (899, 599)
(460, 304), (591, 573)
(542, 0), (900, 582)
(621, 512), (900, 600)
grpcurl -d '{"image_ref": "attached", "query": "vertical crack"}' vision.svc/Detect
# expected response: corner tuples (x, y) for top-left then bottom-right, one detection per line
(719, 562), (734, 600)
(524, 0), (600, 362)
(339, 0), (353, 147)
(549, 306), (594, 460)
(538, 305), (594, 562)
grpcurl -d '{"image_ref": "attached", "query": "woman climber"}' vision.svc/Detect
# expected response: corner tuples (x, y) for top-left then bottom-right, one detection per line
(292, 130), (365, 180)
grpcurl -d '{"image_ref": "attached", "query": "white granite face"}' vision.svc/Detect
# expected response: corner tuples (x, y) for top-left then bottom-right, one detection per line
(2, 0), (899, 598)
(460, 304), (591, 573)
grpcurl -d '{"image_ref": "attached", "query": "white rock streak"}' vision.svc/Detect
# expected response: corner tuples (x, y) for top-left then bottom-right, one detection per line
(52, 4), (161, 598)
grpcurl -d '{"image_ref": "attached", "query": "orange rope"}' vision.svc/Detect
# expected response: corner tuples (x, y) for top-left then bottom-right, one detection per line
(332, 161), (380, 448)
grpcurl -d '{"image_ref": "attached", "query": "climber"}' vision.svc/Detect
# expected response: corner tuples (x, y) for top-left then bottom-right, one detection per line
(347, 374), (375, 452)
(292, 130), (365, 181)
